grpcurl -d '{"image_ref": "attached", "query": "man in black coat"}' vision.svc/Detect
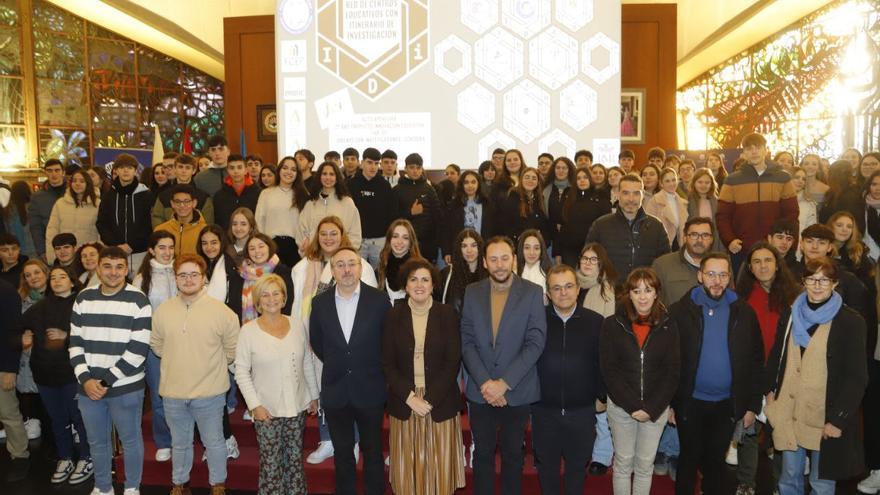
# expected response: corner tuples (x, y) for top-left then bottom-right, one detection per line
(96, 154), (155, 275)
(669, 252), (764, 495)
(0, 234), (26, 288)
(586, 174), (669, 284)
(533, 264), (604, 495)
(28, 158), (66, 260)
(309, 247), (391, 495)
(212, 154), (261, 229)
(348, 147), (397, 269)
(0, 278), (28, 482)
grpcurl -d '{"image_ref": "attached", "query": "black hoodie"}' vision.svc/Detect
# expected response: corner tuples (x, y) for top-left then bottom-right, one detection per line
(394, 175), (442, 253)
(23, 291), (78, 386)
(97, 177), (155, 253)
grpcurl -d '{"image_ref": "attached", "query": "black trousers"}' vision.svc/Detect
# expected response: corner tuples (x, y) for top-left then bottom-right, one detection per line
(273, 235), (300, 268)
(325, 404), (385, 495)
(865, 360), (880, 469)
(469, 400), (530, 495)
(531, 405), (596, 495)
(675, 398), (736, 495)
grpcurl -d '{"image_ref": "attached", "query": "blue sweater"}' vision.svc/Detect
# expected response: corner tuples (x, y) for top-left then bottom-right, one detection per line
(691, 287), (737, 401)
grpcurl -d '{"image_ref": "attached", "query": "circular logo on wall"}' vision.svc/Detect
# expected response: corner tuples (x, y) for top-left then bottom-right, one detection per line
(279, 0), (313, 35)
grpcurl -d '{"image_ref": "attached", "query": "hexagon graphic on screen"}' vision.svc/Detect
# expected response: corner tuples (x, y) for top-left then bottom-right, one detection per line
(434, 35), (472, 86)
(555, 0), (593, 32)
(461, 0), (498, 35)
(316, 0), (430, 101)
(560, 80), (597, 131)
(503, 79), (550, 144)
(478, 129), (516, 160)
(538, 129), (577, 158)
(474, 27), (523, 91)
(501, 0), (550, 40)
(581, 32), (620, 85)
(457, 82), (495, 134)
(529, 27), (578, 91)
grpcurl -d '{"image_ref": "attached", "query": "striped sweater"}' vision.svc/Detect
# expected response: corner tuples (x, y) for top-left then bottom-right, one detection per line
(68, 284), (152, 397)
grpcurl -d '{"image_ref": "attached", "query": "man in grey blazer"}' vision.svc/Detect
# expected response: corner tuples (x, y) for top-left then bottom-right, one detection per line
(460, 236), (547, 495)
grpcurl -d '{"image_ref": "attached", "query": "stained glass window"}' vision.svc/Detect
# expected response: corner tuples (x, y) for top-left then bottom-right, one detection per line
(677, 0), (880, 158)
(29, 0), (224, 164)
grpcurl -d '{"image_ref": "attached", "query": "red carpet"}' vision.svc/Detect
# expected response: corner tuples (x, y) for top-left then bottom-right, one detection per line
(116, 409), (678, 494)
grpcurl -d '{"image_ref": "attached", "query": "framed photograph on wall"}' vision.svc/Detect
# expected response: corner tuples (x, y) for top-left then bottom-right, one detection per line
(620, 89), (645, 144)
(257, 104), (278, 141)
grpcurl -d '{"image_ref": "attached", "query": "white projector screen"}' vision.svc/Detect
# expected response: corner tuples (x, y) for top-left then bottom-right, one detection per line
(275, 0), (621, 169)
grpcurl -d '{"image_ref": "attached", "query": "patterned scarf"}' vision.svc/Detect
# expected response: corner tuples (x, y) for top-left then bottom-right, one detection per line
(240, 254), (279, 323)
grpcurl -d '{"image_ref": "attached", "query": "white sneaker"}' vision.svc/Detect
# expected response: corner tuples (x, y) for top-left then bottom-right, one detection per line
(68, 459), (94, 485)
(123, 489), (140, 495)
(725, 444), (738, 466)
(24, 418), (41, 440)
(0, 428), (6, 439)
(226, 435), (240, 460)
(90, 489), (113, 495)
(155, 448), (171, 462)
(385, 455), (390, 466)
(469, 442), (475, 468)
(307, 441), (334, 464)
(243, 410), (253, 421)
(859, 469), (880, 494)
(50, 459), (74, 484)
(354, 443), (359, 463)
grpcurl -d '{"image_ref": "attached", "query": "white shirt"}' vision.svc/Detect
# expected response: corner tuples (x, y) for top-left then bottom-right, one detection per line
(335, 285), (361, 343)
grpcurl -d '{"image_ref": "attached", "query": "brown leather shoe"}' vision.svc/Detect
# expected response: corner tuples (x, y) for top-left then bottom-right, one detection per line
(169, 485), (192, 495)
(210, 484), (226, 495)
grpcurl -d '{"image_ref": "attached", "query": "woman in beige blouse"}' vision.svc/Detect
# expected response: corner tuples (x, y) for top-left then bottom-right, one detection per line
(234, 274), (318, 495)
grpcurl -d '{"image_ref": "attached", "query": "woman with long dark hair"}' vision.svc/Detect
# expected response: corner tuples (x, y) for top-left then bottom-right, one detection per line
(436, 229), (488, 315)
(442, 170), (493, 263)
(255, 156), (309, 267)
(494, 166), (551, 243)
(706, 151), (728, 188)
(556, 166), (611, 267)
(200, 224), (238, 303)
(298, 161), (362, 251)
(819, 160), (864, 227)
(543, 157), (575, 252)
(2, 180), (36, 258)
(227, 233), (294, 324)
(516, 229), (552, 299)
(377, 219), (422, 305)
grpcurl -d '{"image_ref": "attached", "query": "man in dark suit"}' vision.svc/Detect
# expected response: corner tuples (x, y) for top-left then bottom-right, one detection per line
(309, 247), (391, 495)
(460, 236), (547, 495)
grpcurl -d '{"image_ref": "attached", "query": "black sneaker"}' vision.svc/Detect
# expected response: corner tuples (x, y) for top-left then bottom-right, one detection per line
(588, 462), (608, 476)
(6, 457), (29, 482)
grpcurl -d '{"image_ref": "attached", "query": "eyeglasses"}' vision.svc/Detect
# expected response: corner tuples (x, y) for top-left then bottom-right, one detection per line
(701, 271), (730, 280)
(686, 232), (713, 240)
(176, 272), (202, 280)
(803, 277), (833, 287)
(172, 199), (193, 206)
(549, 283), (577, 293)
(333, 261), (360, 270)
(580, 256), (599, 265)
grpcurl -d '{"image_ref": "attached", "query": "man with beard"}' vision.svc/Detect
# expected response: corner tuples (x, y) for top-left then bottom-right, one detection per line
(652, 217), (715, 307)
(460, 236), (547, 495)
(669, 252), (764, 495)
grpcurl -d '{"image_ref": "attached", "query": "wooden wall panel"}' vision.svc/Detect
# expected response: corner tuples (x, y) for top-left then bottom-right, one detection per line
(223, 15), (278, 165)
(223, 7), (677, 168)
(622, 4), (677, 165)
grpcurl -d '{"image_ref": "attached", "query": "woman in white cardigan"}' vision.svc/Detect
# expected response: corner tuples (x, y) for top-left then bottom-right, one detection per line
(645, 167), (689, 250)
(235, 274), (318, 495)
(46, 169), (100, 264)
(298, 162), (362, 251)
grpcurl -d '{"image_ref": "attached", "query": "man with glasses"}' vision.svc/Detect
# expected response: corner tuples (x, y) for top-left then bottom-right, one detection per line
(653, 217), (716, 307)
(151, 153), (215, 227)
(533, 264), (603, 495)
(669, 252), (764, 495)
(309, 247), (391, 495)
(155, 185), (207, 256)
(151, 254), (239, 495)
(69, 246), (152, 495)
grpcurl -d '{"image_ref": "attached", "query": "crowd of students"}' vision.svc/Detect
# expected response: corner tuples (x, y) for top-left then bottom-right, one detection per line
(0, 131), (878, 495)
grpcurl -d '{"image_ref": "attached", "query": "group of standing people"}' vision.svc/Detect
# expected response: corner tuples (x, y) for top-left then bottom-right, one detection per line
(0, 131), (877, 495)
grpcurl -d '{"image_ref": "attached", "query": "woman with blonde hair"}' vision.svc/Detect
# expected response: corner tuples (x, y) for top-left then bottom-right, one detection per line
(645, 167), (689, 250)
(227, 207), (259, 260)
(235, 274), (318, 494)
(377, 219), (422, 305)
(687, 168), (723, 250)
(827, 210), (875, 286)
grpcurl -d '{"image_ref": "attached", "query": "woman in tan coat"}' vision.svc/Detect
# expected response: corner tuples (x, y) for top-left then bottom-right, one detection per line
(45, 169), (100, 264)
(645, 168), (688, 250)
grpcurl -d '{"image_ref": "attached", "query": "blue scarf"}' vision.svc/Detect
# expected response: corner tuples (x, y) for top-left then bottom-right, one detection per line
(790, 291), (842, 348)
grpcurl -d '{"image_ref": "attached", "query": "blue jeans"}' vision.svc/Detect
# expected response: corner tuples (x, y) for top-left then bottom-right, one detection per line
(78, 388), (144, 492)
(780, 448), (835, 495)
(164, 393), (227, 486)
(145, 351), (171, 449)
(38, 382), (89, 461)
(592, 411), (613, 465)
(658, 424), (680, 456)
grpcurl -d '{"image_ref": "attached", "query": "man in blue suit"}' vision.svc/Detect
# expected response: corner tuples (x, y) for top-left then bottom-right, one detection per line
(461, 235), (547, 495)
(309, 247), (391, 495)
